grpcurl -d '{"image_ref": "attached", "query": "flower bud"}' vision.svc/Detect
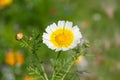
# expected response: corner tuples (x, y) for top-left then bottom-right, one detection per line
(16, 32), (23, 40)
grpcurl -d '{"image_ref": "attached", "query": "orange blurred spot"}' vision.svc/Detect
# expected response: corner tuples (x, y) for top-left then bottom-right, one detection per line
(5, 50), (16, 66)
(16, 51), (24, 65)
(24, 75), (33, 80)
(5, 50), (24, 66)
(0, 0), (12, 8)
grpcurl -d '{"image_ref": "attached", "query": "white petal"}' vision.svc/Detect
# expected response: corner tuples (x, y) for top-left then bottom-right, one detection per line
(55, 48), (62, 52)
(43, 39), (49, 45)
(72, 25), (80, 32)
(73, 25), (82, 39)
(62, 48), (69, 51)
(50, 23), (58, 31)
(43, 39), (56, 50)
(69, 42), (77, 49)
(45, 26), (52, 34)
(58, 20), (65, 28)
(42, 33), (50, 40)
(65, 21), (73, 29)
(49, 24), (55, 32)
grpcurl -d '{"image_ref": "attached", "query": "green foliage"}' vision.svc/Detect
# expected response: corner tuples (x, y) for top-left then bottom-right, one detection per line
(27, 66), (43, 80)
(17, 30), (87, 80)
(0, 0), (120, 80)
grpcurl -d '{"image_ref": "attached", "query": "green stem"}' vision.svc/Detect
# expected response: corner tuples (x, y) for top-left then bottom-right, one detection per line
(40, 64), (49, 80)
(61, 60), (75, 80)
(21, 39), (32, 49)
(51, 51), (62, 80)
(57, 51), (62, 59)
(61, 50), (83, 80)
(51, 70), (55, 80)
(33, 52), (49, 80)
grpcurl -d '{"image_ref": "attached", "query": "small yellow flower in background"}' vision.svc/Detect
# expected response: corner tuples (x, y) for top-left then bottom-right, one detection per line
(5, 50), (24, 66)
(42, 20), (82, 51)
(0, 0), (12, 8)
(16, 51), (24, 65)
(5, 50), (16, 66)
(24, 75), (33, 80)
(75, 56), (88, 71)
(16, 32), (23, 40)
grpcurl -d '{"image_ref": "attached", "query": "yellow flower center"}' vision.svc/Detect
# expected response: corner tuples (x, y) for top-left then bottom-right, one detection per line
(50, 28), (74, 48)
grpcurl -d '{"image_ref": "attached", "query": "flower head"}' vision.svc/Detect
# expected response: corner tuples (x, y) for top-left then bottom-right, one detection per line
(42, 20), (82, 51)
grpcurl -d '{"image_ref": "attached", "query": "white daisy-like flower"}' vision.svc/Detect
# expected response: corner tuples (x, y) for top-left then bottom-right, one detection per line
(42, 20), (82, 51)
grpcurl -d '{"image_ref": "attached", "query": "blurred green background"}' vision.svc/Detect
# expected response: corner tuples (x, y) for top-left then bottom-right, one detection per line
(0, 0), (120, 80)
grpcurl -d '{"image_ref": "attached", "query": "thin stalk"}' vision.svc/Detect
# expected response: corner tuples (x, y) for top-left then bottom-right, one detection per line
(51, 70), (55, 80)
(33, 52), (49, 80)
(61, 60), (75, 80)
(57, 51), (62, 59)
(61, 50), (83, 80)
(51, 51), (62, 80)
(40, 64), (49, 80)
(21, 39), (32, 49)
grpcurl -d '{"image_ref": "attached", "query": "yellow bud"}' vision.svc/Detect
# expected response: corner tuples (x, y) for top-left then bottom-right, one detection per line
(16, 32), (23, 40)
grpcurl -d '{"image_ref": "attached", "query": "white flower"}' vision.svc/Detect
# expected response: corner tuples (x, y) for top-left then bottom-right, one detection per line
(42, 20), (82, 51)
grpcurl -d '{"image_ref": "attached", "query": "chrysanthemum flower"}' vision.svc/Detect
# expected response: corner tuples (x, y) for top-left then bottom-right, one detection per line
(42, 20), (82, 51)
